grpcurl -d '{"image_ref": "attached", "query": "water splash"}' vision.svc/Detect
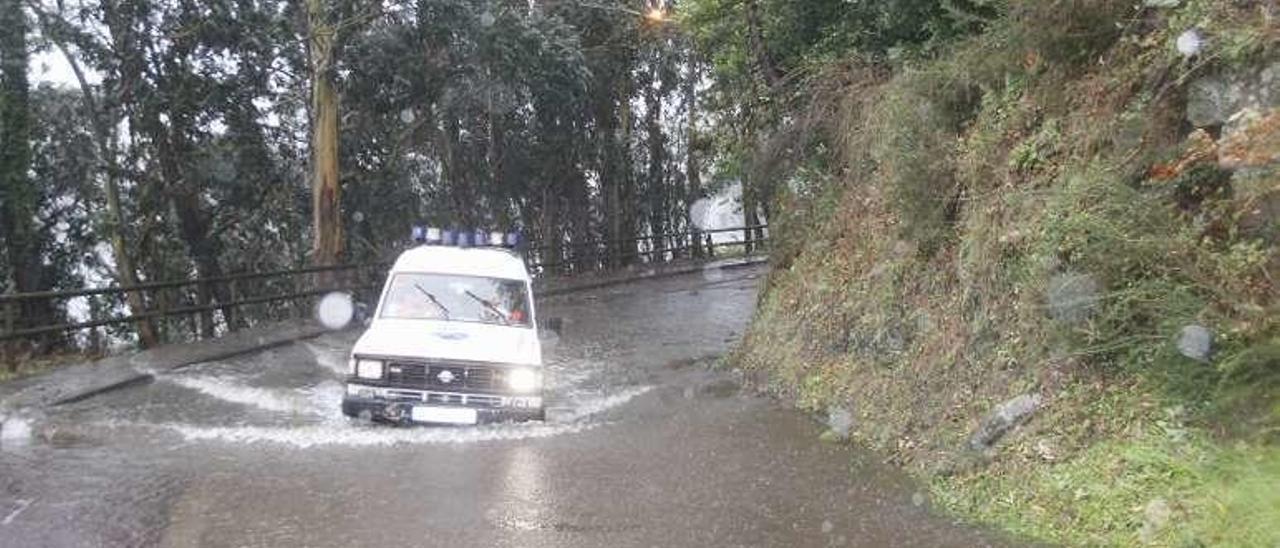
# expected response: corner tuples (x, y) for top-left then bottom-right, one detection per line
(0, 415), (34, 448)
(301, 341), (349, 375)
(166, 375), (311, 414)
(166, 420), (598, 448)
(160, 386), (651, 448)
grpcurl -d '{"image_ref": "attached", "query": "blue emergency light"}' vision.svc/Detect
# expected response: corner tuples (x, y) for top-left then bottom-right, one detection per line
(412, 225), (521, 248)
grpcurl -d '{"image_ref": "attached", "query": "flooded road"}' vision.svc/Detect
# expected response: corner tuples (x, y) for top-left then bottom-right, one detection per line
(0, 266), (1013, 547)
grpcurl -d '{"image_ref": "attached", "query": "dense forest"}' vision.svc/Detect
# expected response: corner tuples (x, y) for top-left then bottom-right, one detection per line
(0, 0), (759, 350)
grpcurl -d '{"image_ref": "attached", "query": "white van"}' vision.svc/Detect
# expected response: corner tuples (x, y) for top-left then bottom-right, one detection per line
(342, 230), (544, 425)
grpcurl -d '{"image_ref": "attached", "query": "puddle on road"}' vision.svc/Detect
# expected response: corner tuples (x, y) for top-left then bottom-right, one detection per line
(153, 382), (652, 448)
(30, 270), (761, 451)
(61, 335), (656, 449)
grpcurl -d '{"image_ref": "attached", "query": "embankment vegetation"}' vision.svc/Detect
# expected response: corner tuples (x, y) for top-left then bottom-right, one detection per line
(689, 0), (1278, 544)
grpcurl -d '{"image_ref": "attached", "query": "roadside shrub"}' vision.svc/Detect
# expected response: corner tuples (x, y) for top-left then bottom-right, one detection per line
(1214, 338), (1280, 439)
(870, 67), (980, 254)
(1034, 167), (1214, 383)
(1006, 0), (1133, 68)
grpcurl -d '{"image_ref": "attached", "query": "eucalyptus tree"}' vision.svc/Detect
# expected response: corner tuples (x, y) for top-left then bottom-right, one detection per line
(0, 0), (50, 348)
(6, 0), (713, 352)
(23, 0), (162, 346)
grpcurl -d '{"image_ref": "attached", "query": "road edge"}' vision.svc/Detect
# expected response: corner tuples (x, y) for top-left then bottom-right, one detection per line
(3, 257), (769, 411)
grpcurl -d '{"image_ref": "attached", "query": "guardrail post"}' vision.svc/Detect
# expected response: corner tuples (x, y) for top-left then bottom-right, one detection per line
(2, 291), (14, 370)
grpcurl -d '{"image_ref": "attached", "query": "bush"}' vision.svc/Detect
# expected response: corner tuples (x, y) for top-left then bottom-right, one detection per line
(1215, 338), (1280, 439)
(870, 67), (980, 254)
(1006, 0), (1133, 67)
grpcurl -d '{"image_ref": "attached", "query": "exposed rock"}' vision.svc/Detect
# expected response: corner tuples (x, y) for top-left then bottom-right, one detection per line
(1048, 272), (1100, 323)
(1235, 180), (1280, 237)
(1034, 438), (1058, 462)
(1177, 325), (1213, 362)
(827, 407), (854, 440)
(1219, 108), (1280, 171)
(1187, 62), (1280, 129)
(970, 394), (1042, 450)
(882, 328), (907, 353)
(1148, 129), (1218, 182)
(1143, 0), (1180, 7)
(1139, 498), (1173, 544)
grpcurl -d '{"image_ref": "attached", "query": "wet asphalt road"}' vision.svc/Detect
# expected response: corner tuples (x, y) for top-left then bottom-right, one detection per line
(0, 265), (1014, 547)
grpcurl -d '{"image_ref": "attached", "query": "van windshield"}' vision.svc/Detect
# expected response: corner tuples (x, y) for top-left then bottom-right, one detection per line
(379, 273), (532, 327)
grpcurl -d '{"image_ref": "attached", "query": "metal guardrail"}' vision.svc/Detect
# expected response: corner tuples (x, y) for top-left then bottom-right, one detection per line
(0, 225), (768, 348)
(0, 263), (386, 344)
(526, 225), (769, 271)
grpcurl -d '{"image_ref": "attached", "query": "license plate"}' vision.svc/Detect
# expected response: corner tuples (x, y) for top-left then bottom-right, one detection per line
(411, 406), (478, 425)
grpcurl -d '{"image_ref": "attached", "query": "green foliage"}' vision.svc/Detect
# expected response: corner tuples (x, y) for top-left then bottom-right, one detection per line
(1034, 168), (1208, 371)
(1189, 443), (1280, 546)
(685, 0), (999, 229)
(1006, 0), (1132, 67)
(937, 423), (1280, 547)
(4, 0), (711, 349)
(1007, 118), (1060, 173)
(870, 67), (979, 253)
(1215, 339), (1280, 439)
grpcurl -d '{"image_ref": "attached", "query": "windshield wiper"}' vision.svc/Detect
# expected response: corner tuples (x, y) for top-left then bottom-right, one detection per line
(413, 284), (450, 319)
(463, 290), (509, 325)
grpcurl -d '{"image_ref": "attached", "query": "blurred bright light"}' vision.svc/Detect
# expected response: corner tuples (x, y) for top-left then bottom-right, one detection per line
(1176, 29), (1203, 57)
(317, 292), (355, 330)
(506, 368), (542, 393)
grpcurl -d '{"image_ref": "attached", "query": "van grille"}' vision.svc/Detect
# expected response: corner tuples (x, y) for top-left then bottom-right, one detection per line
(385, 361), (501, 391)
(384, 389), (503, 408)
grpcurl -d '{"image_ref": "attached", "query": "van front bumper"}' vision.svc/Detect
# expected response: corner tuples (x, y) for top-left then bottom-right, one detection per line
(342, 383), (544, 424)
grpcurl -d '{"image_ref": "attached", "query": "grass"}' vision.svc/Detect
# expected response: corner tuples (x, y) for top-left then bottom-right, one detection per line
(933, 420), (1280, 547)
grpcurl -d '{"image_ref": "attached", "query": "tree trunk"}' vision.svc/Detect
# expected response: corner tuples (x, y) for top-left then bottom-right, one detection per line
(541, 182), (562, 273)
(566, 168), (593, 271)
(0, 0), (43, 356)
(684, 56), (704, 259)
(442, 116), (472, 227)
(0, 1), (34, 278)
(644, 60), (667, 263)
(171, 190), (236, 336)
(744, 0), (781, 88)
(596, 80), (623, 269)
(618, 78), (638, 266)
(308, 0), (344, 271)
(742, 172), (758, 253)
(104, 168), (159, 346)
(747, 0), (773, 257)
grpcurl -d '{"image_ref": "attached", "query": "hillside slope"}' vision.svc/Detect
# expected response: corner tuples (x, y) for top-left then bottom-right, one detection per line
(735, 2), (1278, 545)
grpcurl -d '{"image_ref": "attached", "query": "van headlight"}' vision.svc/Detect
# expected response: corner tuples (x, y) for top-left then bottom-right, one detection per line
(355, 359), (384, 380)
(506, 368), (541, 393)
